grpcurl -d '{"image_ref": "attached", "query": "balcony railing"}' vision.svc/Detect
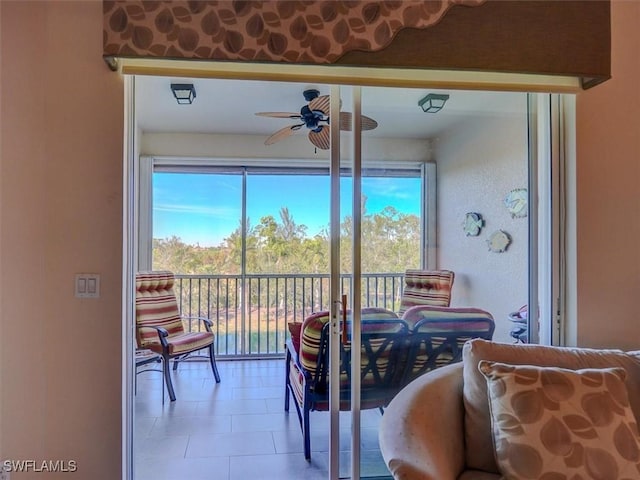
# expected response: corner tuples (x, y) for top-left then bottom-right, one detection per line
(174, 273), (404, 358)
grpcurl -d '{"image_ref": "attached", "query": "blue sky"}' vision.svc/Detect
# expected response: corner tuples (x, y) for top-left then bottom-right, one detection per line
(153, 172), (420, 246)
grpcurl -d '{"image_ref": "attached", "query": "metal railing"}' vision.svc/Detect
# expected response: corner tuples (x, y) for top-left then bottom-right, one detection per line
(174, 273), (404, 358)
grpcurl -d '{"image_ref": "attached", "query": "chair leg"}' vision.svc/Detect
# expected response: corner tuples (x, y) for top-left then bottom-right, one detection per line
(303, 401), (311, 461)
(284, 351), (291, 412)
(208, 343), (220, 383)
(163, 353), (177, 402)
(284, 384), (290, 412)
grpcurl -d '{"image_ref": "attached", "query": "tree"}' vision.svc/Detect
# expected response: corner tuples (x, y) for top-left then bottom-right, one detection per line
(152, 205), (419, 275)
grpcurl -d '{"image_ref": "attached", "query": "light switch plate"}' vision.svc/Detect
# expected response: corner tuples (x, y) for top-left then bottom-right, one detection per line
(75, 273), (100, 298)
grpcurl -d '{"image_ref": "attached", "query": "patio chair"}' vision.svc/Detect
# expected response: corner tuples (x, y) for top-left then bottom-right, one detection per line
(397, 269), (455, 316)
(285, 307), (408, 460)
(135, 271), (221, 401)
(400, 305), (495, 384)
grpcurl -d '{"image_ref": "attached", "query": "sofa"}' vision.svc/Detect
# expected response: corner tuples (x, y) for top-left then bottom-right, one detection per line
(379, 339), (640, 480)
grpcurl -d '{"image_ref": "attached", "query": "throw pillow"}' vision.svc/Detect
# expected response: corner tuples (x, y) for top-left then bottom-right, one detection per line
(287, 322), (302, 354)
(462, 338), (640, 473)
(479, 360), (640, 480)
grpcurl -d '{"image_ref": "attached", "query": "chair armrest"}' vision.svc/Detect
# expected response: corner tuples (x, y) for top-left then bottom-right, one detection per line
(285, 339), (313, 383)
(380, 362), (465, 480)
(182, 315), (214, 332)
(285, 339), (298, 360)
(139, 325), (170, 349)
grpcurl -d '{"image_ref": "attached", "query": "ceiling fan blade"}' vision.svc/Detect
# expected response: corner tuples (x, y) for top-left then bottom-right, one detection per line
(308, 95), (330, 115)
(255, 112), (302, 119)
(308, 126), (330, 150)
(360, 114), (378, 131)
(338, 112), (379, 131)
(264, 124), (303, 145)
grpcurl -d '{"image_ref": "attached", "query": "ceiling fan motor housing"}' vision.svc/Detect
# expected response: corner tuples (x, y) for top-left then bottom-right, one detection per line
(300, 104), (326, 132)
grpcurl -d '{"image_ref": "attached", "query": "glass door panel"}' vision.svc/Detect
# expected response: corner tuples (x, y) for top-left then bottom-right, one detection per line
(347, 86), (533, 479)
(136, 76), (553, 480)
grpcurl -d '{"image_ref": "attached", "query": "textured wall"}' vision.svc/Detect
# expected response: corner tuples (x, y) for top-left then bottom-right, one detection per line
(0, 2), (123, 478)
(575, 0), (640, 350)
(436, 95), (529, 343)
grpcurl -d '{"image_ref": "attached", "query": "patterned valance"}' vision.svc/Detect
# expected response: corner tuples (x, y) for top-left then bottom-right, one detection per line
(103, 0), (482, 64)
(103, 0), (611, 89)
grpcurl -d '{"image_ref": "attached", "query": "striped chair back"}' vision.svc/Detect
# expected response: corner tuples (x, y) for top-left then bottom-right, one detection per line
(135, 271), (185, 349)
(398, 269), (455, 315)
(298, 307), (407, 410)
(401, 305), (495, 383)
(299, 307), (400, 381)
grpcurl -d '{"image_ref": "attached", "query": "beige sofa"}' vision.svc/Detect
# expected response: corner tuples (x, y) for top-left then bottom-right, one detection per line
(379, 339), (640, 480)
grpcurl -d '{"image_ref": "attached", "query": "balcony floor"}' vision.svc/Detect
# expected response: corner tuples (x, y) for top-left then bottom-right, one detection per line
(135, 357), (392, 480)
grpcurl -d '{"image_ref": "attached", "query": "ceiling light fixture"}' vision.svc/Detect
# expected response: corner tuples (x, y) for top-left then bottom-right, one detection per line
(170, 83), (196, 105)
(418, 93), (450, 113)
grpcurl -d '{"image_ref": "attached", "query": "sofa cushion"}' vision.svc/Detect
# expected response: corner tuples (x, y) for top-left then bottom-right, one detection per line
(463, 339), (640, 473)
(480, 361), (640, 480)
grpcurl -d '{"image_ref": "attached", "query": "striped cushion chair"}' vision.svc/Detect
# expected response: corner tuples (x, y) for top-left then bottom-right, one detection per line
(398, 269), (455, 316)
(285, 307), (408, 460)
(135, 271), (220, 401)
(401, 305), (495, 384)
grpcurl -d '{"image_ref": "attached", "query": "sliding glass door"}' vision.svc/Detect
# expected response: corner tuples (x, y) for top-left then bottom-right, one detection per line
(133, 75), (559, 479)
(342, 85), (537, 479)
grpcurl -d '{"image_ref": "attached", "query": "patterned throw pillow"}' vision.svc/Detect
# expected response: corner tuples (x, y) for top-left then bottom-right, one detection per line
(287, 322), (302, 354)
(479, 361), (640, 480)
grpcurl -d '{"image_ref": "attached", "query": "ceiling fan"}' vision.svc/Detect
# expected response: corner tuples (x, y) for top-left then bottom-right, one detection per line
(255, 89), (378, 150)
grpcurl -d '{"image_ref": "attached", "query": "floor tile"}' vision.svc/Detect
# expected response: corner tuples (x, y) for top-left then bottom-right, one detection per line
(136, 456), (230, 480)
(232, 386), (283, 399)
(231, 412), (298, 433)
(134, 359), (394, 479)
(265, 397), (286, 414)
(135, 398), (201, 418)
(195, 398), (268, 416)
(229, 453), (327, 480)
(135, 435), (190, 458)
(186, 431), (276, 457)
(135, 416), (157, 437)
(150, 415), (232, 437)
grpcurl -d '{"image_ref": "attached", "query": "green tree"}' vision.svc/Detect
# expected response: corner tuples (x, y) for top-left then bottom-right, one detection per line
(152, 204), (418, 275)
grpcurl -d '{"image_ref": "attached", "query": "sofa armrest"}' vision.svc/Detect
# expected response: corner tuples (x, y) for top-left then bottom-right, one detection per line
(379, 362), (465, 480)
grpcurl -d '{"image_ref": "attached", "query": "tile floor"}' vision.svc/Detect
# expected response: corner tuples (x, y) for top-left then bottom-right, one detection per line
(134, 357), (392, 480)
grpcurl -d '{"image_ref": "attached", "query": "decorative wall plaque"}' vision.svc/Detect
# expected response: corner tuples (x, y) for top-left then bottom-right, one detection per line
(463, 212), (484, 236)
(504, 188), (527, 218)
(487, 230), (511, 253)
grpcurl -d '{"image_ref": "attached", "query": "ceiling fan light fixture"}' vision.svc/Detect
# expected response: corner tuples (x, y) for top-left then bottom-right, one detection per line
(257, 90), (378, 149)
(418, 93), (449, 113)
(171, 83), (196, 105)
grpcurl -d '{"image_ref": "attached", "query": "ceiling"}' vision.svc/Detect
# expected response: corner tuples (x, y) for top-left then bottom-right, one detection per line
(134, 76), (527, 142)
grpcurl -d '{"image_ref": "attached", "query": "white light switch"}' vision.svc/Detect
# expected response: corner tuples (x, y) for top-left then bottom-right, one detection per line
(75, 273), (100, 298)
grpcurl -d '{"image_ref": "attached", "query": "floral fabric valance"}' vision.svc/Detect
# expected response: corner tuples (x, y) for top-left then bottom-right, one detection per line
(103, 0), (611, 89)
(103, 0), (482, 64)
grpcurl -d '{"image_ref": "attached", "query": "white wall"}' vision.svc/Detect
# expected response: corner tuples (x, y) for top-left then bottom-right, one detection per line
(436, 98), (529, 343)
(140, 132), (432, 164)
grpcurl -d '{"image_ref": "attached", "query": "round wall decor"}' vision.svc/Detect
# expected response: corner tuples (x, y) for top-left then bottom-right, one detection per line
(463, 212), (484, 236)
(487, 230), (511, 253)
(504, 188), (527, 218)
